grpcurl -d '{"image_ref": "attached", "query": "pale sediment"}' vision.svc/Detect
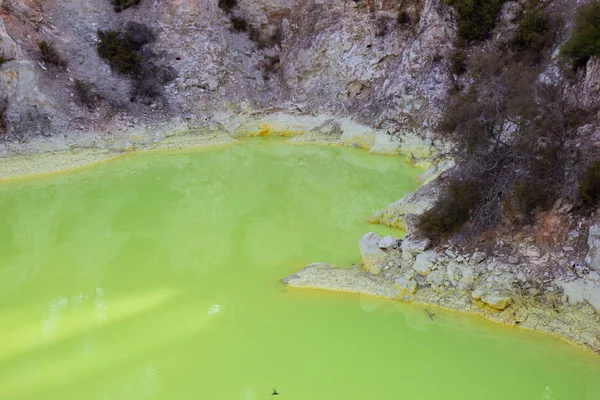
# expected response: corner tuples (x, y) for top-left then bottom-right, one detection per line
(0, 112), (436, 181)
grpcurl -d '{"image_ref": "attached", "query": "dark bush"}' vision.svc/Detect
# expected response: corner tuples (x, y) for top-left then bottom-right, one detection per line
(260, 55), (280, 80)
(0, 98), (7, 135)
(450, 48), (467, 75)
(247, 25), (282, 49)
(397, 10), (411, 25)
(231, 17), (248, 32)
(97, 30), (142, 75)
(561, 1), (600, 70)
(111, 0), (141, 13)
(74, 80), (102, 111)
(218, 0), (237, 13)
(445, 0), (508, 41)
(38, 41), (66, 70)
(579, 160), (600, 208)
(417, 179), (483, 239)
(510, 3), (554, 64)
(125, 22), (156, 48)
(0, 56), (13, 65)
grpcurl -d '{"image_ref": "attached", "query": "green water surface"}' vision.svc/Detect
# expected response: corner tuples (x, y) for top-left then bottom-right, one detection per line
(0, 139), (599, 400)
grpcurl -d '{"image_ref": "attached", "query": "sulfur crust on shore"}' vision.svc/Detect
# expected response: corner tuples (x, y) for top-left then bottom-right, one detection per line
(284, 263), (600, 356)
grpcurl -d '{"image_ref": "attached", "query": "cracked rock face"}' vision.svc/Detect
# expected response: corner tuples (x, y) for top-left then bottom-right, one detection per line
(585, 224), (600, 272)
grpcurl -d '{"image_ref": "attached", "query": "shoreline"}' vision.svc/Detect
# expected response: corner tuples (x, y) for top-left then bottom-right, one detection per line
(283, 252), (600, 357)
(0, 112), (438, 182)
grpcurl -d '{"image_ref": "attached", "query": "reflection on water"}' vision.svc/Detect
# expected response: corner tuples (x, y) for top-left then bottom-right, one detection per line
(0, 139), (598, 400)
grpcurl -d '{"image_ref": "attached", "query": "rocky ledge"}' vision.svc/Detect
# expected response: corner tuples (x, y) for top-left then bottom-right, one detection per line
(284, 228), (600, 356)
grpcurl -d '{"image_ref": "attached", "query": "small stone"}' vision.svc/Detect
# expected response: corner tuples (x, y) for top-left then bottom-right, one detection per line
(508, 256), (519, 264)
(456, 255), (465, 263)
(359, 232), (387, 274)
(563, 246), (574, 252)
(471, 252), (487, 265)
(412, 250), (437, 276)
(378, 235), (398, 249)
(395, 275), (417, 299)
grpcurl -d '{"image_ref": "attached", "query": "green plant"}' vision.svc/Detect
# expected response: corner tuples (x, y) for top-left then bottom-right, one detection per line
(111, 0), (141, 12)
(510, 2), (554, 64)
(450, 48), (467, 75)
(38, 41), (66, 70)
(417, 179), (483, 239)
(0, 98), (7, 135)
(74, 80), (102, 111)
(218, 0), (237, 13)
(231, 17), (248, 32)
(445, 0), (508, 41)
(397, 10), (411, 25)
(579, 160), (600, 207)
(97, 30), (142, 76)
(0, 56), (13, 65)
(561, 1), (600, 69)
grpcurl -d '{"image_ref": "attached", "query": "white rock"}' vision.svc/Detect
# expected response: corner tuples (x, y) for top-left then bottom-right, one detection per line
(359, 232), (386, 275)
(470, 252), (487, 265)
(395, 274), (417, 299)
(377, 235), (397, 250)
(472, 288), (513, 310)
(401, 234), (431, 261)
(585, 224), (600, 272)
(412, 250), (437, 276)
(508, 256), (519, 265)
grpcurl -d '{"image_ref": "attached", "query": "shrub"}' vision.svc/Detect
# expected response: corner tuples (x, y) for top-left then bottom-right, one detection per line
(74, 80), (102, 111)
(510, 3), (553, 64)
(561, 1), (600, 70)
(97, 30), (142, 75)
(231, 17), (248, 32)
(450, 48), (467, 75)
(38, 41), (66, 70)
(111, 0), (141, 13)
(0, 98), (7, 135)
(0, 56), (13, 65)
(417, 179), (483, 239)
(397, 10), (411, 25)
(260, 55), (280, 80)
(218, 0), (237, 13)
(579, 160), (600, 208)
(248, 25), (282, 49)
(445, 0), (508, 41)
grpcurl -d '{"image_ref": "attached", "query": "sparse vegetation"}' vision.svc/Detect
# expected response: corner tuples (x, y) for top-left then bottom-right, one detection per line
(111, 0), (141, 13)
(561, 1), (600, 70)
(445, 0), (508, 41)
(450, 48), (467, 75)
(218, 0), (237, 13)
(97, 30), (142, 75)
(417, 179), (483, 239)
(397, 10), (411, 25)
(38, 41), (66, 70)
(74, 80), (102, 111)
(0, 56), (13, 65)
(579, 160), (600, 208)
(97, 24), (176, 103)
(0, 98), (7, 135)
(231, 17), (248, 32)
(510, 2), (554, 64)
(418, 6), (580, 239)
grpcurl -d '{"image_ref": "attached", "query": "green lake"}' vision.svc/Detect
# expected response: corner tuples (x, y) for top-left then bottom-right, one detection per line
(0, 138), (599, 400)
